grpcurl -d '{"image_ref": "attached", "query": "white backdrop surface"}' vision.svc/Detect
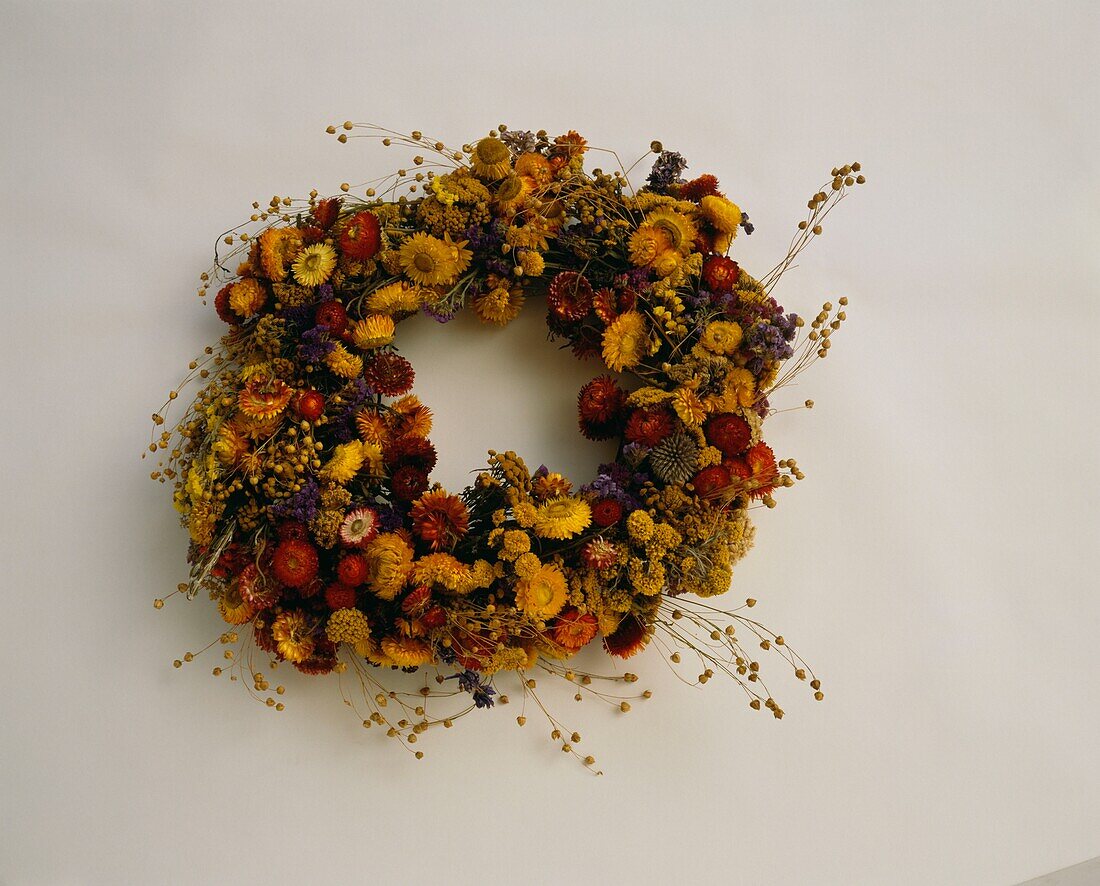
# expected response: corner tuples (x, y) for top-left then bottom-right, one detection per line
(2, 2), (1099, 884)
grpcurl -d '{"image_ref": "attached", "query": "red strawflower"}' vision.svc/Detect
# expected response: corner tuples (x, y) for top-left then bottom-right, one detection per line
(590, 498), (623, 528)
(547, 271), (594, 321)
(581, 537), (619, 570)
(724, 457), (752, 483)
(401, 585), (432, 616)
(313, 198), (341, 230)
(678, 174), (724, 201)
(364, 353), (415, 397)
(421, 606), (447, 629)
(295, 390), (325, 421)
(603, 613), (650, 659)
(411, 489), (469, 552)
(315, 300), (348, 336)
(271, 539), (319, 588)
(625, 407), (674, 447)
(577, 375), (628, 441)
(300, 225), (325, 245)
(390, 465), (430, 502)
(214, 285), (238, 325)
(746, 441), (778, 499)
(324, 581), (357, 611)
(705, 412), (752, 456)
(336, 553), (369, 587)
(593, 287), (638, 324)
(552, 607), (599, 651)
(338, 211), (381, 260)
(691, 464), (732, 499)
(384, 434), (437, 473)
(212, 542), (247, 578)
(702, 255), (741, 294)
(238, 562), (280, 610)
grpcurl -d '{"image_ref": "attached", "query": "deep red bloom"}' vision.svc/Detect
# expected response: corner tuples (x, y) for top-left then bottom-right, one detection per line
(214, 285), (238, 325)
(691, 464), (732, 499)
(390, 465), (430, 502)
(577, 375), (628, 440)
(336, 553), (369, 587)
(384, 434), (437, 473)
(294, 638), (339, 676)
(314, 300), (349, 336)
(624, 408), (674, 447)
(271, 539), (319, 588)
(295, 390), (325, 421)
(364, 353), (415, 397)
(705, 412), (751, 456)
(724, 457), (752, 484)
(313, 198), (342, 230)
(299, 225), (325, 245)
(703, 255), (741, 294)
(238, 562), (280, 610)
(401, 585), (432, 615)
(603, 613), (650, 659)
(421, 606), (447, 629)
(338, 211), (381, 260)
(593, 287), (638, 324)
(324, 581), (357, 611)
(547, 271), (594, 321)
(678, 174), (724, 201)
(591, 498), (623, 528)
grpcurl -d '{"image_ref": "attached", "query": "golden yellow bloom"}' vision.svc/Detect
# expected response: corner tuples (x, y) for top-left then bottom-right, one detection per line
(412, 553), (473, 593)
(505, 218), (552, 251)
(493, 174), (532, 213)
(499, 529), (532, 560)
(228, 278), (266, 318)
(355, 409), (390, 445)
(646, 207), (697, 255)
(602, 310), (648, 372)
(324, 343), (363, 378)
(533, 496), (592, 540)
(271, 611), (315, 663)
(515, 152), (552, 187)
(517, 249), (545, 277)
(673, 387), (706, 426)
(365, 533), (414, 600)
(292, 242), (337, 287)
(628, 223), (673, 267)
(326, 607), (371, 644)
(213, 422), (250, 467)
(443, 232), (473, 276)
(380, 636), (434, 667)
(699, 319), (743, 355)
(513, 552), (542, 580)
(512, 502), (538, 528)
(725, 367), (757, 408)
(399, 232), (459, 287)
(219, 581), (254, 626)
(626, 509), (655, 542)
(321, 440), (365, 483)
(472, 285), (525, 326)
(391, 395), (433, 438)
(258, 227), (303, 282)
(470, 136), (513, 180)
(652, 249), (683, 278)
(351, 314), (396, 350)
(699, 195), (742, 235)
(514, 563), (568, 620)
(364, 281), (422, 315)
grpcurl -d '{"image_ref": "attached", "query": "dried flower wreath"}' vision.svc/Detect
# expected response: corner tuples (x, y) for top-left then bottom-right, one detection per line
(147, 123), (864, 771)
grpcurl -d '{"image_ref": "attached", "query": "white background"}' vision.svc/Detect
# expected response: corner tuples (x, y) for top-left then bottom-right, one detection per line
(2, 2), (1098, 884)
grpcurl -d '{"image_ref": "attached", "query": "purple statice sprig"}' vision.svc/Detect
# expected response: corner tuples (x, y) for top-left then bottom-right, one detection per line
(448, 669), (497, 709)
(646, 150), (688, 193)
(298, 325), (336, 364)
(268, 477), (320, 524)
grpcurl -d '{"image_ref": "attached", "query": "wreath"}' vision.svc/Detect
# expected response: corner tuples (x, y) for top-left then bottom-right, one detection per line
(148, 123), (863, 769)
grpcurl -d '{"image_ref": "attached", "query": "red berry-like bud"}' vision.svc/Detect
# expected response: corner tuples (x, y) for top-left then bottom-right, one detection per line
(296, 390), (325, 421)
(315, 300), (348, 336)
